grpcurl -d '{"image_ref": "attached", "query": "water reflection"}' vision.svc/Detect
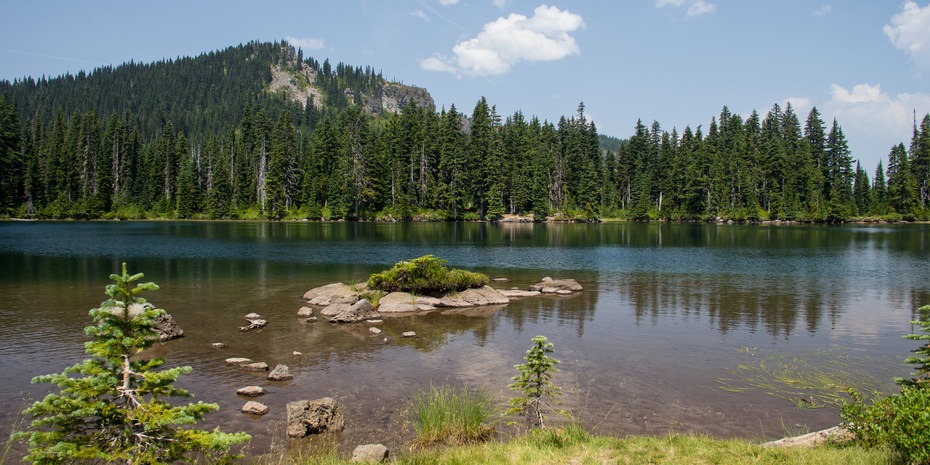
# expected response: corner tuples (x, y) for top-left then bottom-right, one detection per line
(1, 221), (928, 454)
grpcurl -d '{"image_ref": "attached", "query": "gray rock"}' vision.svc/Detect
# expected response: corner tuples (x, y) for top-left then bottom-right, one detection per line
(243, 362), (269, 371)
(286, 397), (345, 438)
(241, 401), (268, 415)
(297, 306), (314, 317)
(236, 385), (265, 397)
(211, 342), (226, 349)
(225, 357), (253, 366)
(154, 312), (184, 341)
(498, 289), (542, 298)
(402, 331), (416, 338)
(529, 278), (583, 294)
(438, 286), (510, 307)
(328, 299), (381, 323)
(320, 302), (353, 317)
(245, 312), (262, 320)
(351, 443), (389, 463)
(303, 283), (360, 306)
(377, 292), (435, 313)
(267, 364), (293, 381)
(369, 327), (382, 335)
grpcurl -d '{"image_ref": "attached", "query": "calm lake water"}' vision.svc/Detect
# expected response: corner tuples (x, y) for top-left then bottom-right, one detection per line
(1, 221), (928, 456)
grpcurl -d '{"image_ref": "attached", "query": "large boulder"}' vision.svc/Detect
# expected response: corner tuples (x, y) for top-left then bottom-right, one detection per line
(328, 299), (381, 323)
(286, 397), (345, 438)
(528, 277), (583, 294)
(438, 286), (510, 307)
(303, 283), (360, 306)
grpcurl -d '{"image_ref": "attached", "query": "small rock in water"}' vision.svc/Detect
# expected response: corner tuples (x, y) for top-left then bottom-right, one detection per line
(297, 306), (313, 317)
(292, 351), (303, 356)
(492, 277), (509, 282)
(243, 362), (269, 371)
(241, 401), (269, 415)
(245, 312), (262, 320)
(369, 327), (382, 335)
(236, 385), (266, 397)
(267, 364), (293, 381)
(212, 342), (226, 349)
(225, 357), (252, 366)
(366, 319), (383, 324)
(402, 331), (416, 338)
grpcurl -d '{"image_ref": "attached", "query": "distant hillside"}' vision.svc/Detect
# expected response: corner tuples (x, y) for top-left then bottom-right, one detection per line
(0, 40), (433, 140)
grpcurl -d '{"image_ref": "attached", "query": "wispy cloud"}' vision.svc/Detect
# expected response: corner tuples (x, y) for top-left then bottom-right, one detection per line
(0, 48), (97, 66)
(285, 36), (325, 50)
(655, 0), (716, 17)
(412, 9), (430, 21)
(439, 0), (460, 5)
(421, 5), (584, 77)
(812, 5), (832, 16)
(884, 1), (930, 71)
(824, 82), (930, 159)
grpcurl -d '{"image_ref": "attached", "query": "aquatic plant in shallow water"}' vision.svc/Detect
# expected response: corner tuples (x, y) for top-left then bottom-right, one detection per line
(717, 347), (896, 408)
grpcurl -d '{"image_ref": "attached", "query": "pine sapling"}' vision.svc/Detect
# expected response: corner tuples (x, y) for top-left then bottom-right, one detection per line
(506, 335), (566, 429)
(16, 263), (250, 464)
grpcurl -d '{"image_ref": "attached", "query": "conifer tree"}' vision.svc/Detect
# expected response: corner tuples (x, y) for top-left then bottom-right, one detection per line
(17, 264), (250, 464)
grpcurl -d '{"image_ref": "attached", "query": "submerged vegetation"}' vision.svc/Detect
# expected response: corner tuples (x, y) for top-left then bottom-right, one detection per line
(717, 348), (896, 409)
(367, 254), (489, 295)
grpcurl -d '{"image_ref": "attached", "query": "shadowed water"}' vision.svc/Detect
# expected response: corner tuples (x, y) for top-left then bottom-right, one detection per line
(0, 221), (927, 457)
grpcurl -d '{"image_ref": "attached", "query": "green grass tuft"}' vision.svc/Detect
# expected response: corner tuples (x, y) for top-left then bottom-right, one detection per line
(367, 255), (489, 295)
(411, 384), (494, 447)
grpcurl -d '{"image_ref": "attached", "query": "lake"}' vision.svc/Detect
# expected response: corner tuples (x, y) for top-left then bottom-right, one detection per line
(0, 221), (927, 455)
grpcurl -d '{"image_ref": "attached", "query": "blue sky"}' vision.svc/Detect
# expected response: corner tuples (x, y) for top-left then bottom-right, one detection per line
(2, 1), (929, 175)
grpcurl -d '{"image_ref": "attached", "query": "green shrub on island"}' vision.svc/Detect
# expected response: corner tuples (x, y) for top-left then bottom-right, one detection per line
(367, 255), (489, 295)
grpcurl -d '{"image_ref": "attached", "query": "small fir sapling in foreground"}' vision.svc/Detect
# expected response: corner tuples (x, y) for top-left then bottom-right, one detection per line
(16, 263), (250, 465)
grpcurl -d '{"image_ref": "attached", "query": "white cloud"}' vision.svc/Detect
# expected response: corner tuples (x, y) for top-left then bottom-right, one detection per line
(439, 0), (460, 5)
(823, 83), (930, 163)
(492, 0), (508, 7)
(812, 5), (832, 16)
(783, 96), (812, 113)
(655, 0), (716, 17)
(884, 1), (930, 70)
(286, 36), (325, 50)
(412, 9), (430, 21)
(421, 5), (584, 77)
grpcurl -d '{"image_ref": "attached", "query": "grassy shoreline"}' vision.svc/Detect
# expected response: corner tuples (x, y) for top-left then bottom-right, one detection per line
(255, 428), (891, 465)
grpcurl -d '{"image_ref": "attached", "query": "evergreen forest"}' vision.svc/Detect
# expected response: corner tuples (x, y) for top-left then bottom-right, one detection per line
(2, 40), (929, 222)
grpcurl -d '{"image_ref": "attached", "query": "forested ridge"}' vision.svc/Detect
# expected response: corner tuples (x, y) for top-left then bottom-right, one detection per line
(1, 40), (929, 222)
